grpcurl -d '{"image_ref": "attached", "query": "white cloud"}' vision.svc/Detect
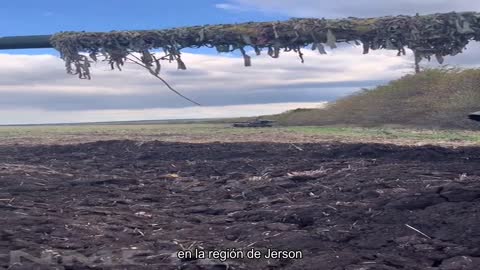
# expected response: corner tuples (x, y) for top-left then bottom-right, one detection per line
(0, 45), (412, 96)
(215, 3), (247, 11)
(2, 28), (479, 124)
(217, 0), (480, 17)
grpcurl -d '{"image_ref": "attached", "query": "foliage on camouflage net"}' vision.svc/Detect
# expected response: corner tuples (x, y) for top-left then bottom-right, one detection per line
(50, 12), (480, 79)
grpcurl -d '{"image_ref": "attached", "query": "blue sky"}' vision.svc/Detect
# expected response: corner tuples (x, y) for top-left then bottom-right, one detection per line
(0, 0), (478, 124)
(0, 0), (287, 35)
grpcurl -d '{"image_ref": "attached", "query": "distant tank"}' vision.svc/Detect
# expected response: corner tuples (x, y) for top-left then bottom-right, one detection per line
(232, 119), (275, 128)
(469, 112), (480, 122)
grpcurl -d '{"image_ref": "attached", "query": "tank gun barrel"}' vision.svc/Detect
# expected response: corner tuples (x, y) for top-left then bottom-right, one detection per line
(0, 35), (52, 50)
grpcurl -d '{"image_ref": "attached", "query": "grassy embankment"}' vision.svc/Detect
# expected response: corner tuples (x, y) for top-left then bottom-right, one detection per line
(270, 68), (480, 130)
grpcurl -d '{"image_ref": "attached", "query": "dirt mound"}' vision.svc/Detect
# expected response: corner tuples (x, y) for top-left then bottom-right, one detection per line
(1, 140), (480, 269)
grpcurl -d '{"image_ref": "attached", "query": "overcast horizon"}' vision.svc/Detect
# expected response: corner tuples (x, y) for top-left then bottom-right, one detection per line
(1, 0), (480, 125)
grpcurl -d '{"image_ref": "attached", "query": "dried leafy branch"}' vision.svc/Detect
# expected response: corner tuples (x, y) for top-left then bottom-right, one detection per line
(50, 11), (480, 101)
(125, 54), (201, 106)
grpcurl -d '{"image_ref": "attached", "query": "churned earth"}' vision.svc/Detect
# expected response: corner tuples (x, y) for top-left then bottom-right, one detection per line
(0, 140), (480, 269)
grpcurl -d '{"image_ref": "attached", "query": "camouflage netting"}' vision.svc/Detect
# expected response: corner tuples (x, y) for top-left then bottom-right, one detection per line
(50, 11), (480, 80)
